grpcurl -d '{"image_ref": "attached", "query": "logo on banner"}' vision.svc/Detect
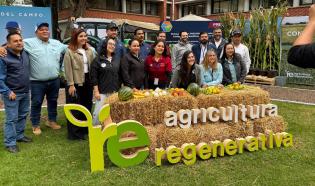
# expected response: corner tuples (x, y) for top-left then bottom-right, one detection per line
(161, 21), (173, 32)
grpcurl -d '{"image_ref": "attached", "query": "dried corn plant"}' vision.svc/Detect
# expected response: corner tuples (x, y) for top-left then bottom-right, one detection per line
(219, 1), (288, 72)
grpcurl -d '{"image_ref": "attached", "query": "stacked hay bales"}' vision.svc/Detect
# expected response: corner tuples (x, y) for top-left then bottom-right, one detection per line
(106, 86), (285, 156)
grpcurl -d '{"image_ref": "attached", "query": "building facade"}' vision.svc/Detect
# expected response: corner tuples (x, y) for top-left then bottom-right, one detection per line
(58, 0), (313, 23)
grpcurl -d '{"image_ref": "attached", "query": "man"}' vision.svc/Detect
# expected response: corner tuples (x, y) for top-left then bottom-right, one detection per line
(0, 33), (32, 153)
(134, 28), (151, 62)
(192, 32), (216, 64)
(0, 23), (67, 135)
(97, 22), (126, 60)
(5, 21), (21, 34)
(209, 28), (227, 58)
(2, 21), (22, 47)
(288, 4), (315, 68)
(156, 31), (170, 56)
(231, 29), (251, 73)
(24, 23), (68, 135)
(171, 31), (192, 70)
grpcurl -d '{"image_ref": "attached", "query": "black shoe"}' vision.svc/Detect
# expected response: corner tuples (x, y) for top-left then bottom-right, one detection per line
(17, 136), (32, 143)
(5, 146), (19, 153)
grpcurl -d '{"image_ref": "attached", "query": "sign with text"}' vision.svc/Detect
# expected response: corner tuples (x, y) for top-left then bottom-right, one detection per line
(160, 21), (221, 45)
(281, 24), (315, 85)
(0, 6), (52, 44)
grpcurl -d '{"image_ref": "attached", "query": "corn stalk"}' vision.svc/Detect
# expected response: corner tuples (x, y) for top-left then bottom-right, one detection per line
(219, 0), (288, 72)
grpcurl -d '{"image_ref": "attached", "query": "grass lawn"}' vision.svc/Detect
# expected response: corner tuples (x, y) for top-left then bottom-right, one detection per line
(0, 101), (314, 185)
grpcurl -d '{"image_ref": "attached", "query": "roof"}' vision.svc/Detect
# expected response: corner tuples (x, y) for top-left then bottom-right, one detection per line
(176, 14), (211, 21)
(114, 19), (160, 31)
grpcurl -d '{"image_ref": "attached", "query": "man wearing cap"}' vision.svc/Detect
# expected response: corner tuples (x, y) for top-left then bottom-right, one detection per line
(22, 22), (67, 135)
(134, 28), (151, 62)
(0, 32), (32, 153)
(97, 22), (126, 60)
(2, 21), (22, 47)
(192, 32), (216, 64)
(231, 29), (251, 73)
(209, 28), (227, 58)
(5, 21), (21, 34)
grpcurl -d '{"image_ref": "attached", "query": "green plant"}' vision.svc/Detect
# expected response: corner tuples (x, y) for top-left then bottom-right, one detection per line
(219, 1), (288, 72)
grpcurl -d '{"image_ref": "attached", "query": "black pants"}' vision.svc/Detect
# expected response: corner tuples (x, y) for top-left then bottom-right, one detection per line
(65, 74), (93, 140)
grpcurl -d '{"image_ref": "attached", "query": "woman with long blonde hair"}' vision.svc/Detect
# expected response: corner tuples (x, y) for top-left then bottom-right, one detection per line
(200, 49), (223, 87)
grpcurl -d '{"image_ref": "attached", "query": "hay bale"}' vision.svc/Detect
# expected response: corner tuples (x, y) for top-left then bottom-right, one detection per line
(253, 116), (286, 134)
(144, 116), (285, 157)
(107, 95), (197, 126)
(196, 86), (270, 109)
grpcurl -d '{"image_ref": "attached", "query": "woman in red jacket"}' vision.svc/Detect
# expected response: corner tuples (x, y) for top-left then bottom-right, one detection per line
(145, 40), (172, 89)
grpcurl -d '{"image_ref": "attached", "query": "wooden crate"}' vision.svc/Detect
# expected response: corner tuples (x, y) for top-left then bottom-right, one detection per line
(245, 75), (275, 85)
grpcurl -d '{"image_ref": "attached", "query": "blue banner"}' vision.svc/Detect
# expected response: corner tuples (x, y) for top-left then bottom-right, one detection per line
(0, 6), (51, 44)
(160, 21), (221, 45)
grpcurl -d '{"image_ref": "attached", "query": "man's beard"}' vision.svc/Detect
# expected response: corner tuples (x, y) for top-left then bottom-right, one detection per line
(201, 40), (208, 45)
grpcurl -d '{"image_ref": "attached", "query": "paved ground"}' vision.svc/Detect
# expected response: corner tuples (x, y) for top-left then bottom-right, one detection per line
(1, 85), (315, 110)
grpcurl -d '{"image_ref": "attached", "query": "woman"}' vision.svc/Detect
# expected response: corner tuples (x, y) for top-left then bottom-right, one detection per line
(121, 39), (145, 89)
(145, 40), (172, 89)
(90, 38), (121, 125)
(170, 50), (201, 89)
(63, 28), (95, 140)
(221, 43), (247, 85)
(200, 50), (223, 87)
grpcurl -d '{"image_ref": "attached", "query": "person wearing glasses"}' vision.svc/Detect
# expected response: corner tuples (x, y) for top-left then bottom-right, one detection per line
(90, 38), (121, 125)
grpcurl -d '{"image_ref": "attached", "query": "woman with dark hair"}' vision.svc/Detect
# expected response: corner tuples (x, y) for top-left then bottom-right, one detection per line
(221, 43), (247, 85)
(90, 38), (121, 125)
(170, 50), (201, 89)
(145, 40), (172, 89)
(63, 28), (95, 140)
(121, 39), (145, 89)
(200, 49), (223, 87)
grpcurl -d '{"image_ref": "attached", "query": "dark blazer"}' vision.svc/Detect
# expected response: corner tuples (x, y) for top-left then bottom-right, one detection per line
(221, 53), (247, 85)
(209, 38), (227, 59)
(121, 52), (145, 89)
(192, 43), (217, 64)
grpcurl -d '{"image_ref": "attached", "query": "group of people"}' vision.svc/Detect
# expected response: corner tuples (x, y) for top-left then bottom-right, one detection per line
(0, 20), (251, 153)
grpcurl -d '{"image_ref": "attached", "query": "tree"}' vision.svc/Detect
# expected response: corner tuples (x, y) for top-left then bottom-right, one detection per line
(68, 0), (87, 18)
(0, 0), (15, 5)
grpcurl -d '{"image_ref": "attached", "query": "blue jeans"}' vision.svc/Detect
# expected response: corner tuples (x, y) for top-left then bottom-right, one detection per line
(30, 78), (60, 127)
(2, 92), (30, 147)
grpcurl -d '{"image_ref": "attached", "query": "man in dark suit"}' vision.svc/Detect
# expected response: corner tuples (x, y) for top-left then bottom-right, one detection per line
(209, 27), (227, 58)
(192, 32), (216, 64)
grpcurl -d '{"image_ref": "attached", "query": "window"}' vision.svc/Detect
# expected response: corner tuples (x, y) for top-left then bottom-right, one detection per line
(212, 0), (238, 14)
(127, 0), (142, 14)
(146, 1), (159, 16)
(182, 2), (206, 16)
(250, 0), (293, 9)
(300, 0), (315, 5)
(87, 0), (122, 11)
(167, 4), (171, 17)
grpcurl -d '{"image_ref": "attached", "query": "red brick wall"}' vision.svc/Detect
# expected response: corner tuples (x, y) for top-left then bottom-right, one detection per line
(85, 9), (161, 24)
(205, 6), (310, 21)
(59, 9), (162, 24)
(286, 6), (309, 17)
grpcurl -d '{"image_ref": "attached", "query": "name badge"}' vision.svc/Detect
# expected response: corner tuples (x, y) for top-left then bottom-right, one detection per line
(154, 78), (159, 85)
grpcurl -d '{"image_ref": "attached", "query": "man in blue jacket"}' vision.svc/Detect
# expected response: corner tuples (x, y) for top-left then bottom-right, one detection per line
(0, 33), (32, 153)
(192, 32), (216, 64)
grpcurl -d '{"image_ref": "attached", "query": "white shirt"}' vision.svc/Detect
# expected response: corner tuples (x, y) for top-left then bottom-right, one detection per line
(199, 44), (207, 64)
(234, 43), (251, 73)
(78, 48), (88, 73)
(214, 39), (222, 48)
